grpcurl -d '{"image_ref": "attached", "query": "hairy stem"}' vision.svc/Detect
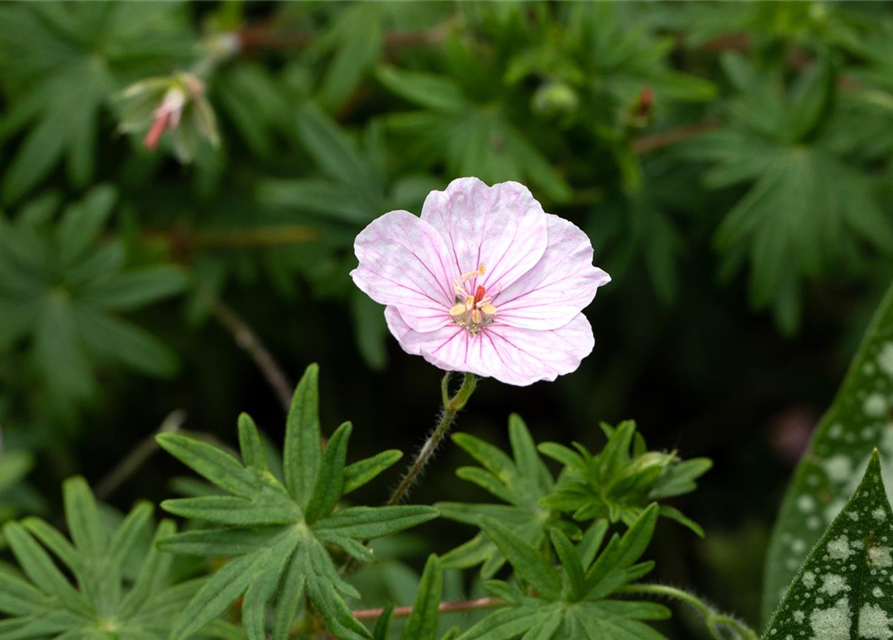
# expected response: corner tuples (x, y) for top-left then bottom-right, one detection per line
(352, 596), (503, 621)
(95, 410), (185, 500)
(386, 372), (477, 506)
(201, 289), (294, 412)
(621, 584), (759, 640)
(339, 372), (476, 577)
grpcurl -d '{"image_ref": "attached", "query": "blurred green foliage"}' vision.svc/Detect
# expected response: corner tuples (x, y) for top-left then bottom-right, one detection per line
(0, 0), (891, 427)
(2, 2), (893, 637)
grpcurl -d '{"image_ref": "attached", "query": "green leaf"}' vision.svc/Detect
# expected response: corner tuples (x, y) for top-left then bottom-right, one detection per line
(80, 266), (190, 311)
(550, 528), (585, 601)
(455, 605), (563, 640)
(787, 52), (834, 142)
(294, 104), (373, 189)
(401, 555), (442, 640)
(479, 517), (562, 600)
(585, 504), (659, 599)
(539, 421), (707, 534)
(2, 479), (197, 640)
(764, 451), (893, 638)
(158, 365), (433, 640)
(2, 522), (88, 615)
(763, 280), (893, 622)
(313, 505), (438, 539)
(172, 546), (283, 640)
(62, 476), (105, 559)
(0, 452), (34, 494)
(305, 421), (352, 523)
(439, 417), (567, 578)
(343, 449), (402, 495)
(375, 66), (470, 113)
(284, 364), (322, 506)
(157, 433), (258, 498)
(74, 306), (179, 377)
(238, 413), (269, 472)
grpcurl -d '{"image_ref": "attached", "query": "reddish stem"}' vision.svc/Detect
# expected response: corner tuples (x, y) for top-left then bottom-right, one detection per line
(352, 597), (504, 621)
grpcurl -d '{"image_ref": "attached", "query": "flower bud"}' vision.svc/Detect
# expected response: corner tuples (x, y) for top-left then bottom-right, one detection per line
(117, 72), (219, 163)
(532, 81), (579, 119)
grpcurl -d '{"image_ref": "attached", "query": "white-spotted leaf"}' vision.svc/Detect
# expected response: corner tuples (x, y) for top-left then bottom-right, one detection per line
(764, 451), (893, 639)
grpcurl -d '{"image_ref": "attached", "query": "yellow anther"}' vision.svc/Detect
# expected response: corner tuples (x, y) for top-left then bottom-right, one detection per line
(480, 303), (497, 316)
(449, 303), (467, 318)
(471, 309), (482, 325)
(460, 264), (487, 283)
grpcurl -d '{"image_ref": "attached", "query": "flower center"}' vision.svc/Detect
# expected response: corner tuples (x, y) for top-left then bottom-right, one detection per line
(449, 265), (497, 335)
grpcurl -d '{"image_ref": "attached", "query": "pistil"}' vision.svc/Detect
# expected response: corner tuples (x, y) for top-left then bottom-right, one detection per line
(449, 265), (497, 335)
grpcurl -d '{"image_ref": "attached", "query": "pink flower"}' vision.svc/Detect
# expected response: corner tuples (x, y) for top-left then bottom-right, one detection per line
(351, 178), (610, 386)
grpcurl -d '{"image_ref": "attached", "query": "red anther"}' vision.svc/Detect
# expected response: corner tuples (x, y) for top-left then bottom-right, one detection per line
(474, 285), (485, 304)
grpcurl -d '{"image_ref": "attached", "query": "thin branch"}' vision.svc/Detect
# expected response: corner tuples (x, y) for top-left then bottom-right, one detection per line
(352, 597), (504, 622)
(237, 25), (445, 53)
(201, 289), (294, 413)
(144, 225), (317, 254)
(95, 410), (186, 501)
(630, 120), (721, 155)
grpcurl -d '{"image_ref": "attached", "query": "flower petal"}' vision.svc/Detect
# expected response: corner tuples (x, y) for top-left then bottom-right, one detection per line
(351, 211), (454, 332)
(493, 214), (611, 330)
(386, 306), (594, 387)
(421, 178), (548, 293)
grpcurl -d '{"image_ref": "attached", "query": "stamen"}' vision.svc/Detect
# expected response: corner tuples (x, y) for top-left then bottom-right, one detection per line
(459, 264), (486, 283)
(449, 264), (495, 335)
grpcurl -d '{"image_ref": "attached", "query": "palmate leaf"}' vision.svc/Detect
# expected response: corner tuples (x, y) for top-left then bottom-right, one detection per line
(309, 2), (447, 112)
(0, 187), (189, 410)
(0, 2), (193, 204)
(763, 279), (893, 623)
(682, 52), (893, 333)
(764, 451), (893, 639)
(377, 61), (572, 204)
(157, 364), (438, 640)
(0, 477), (226, 640)
(436, 414), (577, 579)
(539, 421), (710, 536)
(456, 505), (669, 640)
(257, 103), (439, 370)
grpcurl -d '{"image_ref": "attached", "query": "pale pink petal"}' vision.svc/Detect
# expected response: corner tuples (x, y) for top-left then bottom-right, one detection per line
(493, 214), (611, 330)
(475, 314), (595, 385)
(421, 178), (548, 294)
(386, 306), (594, 387)
(385, 306), (479, 375)
(351, 211), (454, 333)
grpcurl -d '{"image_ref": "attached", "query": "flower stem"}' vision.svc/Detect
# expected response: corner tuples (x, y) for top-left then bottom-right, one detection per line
(620, 584), (759, 640)
(386, 372), (477, 506)
(352, 596), (503, 622)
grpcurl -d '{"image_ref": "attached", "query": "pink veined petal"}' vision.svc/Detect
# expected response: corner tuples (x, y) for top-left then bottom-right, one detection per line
(385, 305), (481, 375)
(421, 177), (548, 294)
(493, 214), (611, 330)
(474, 313), (595, 385)
(351, 210), (455, 333)
(386, 306), (594, 387)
